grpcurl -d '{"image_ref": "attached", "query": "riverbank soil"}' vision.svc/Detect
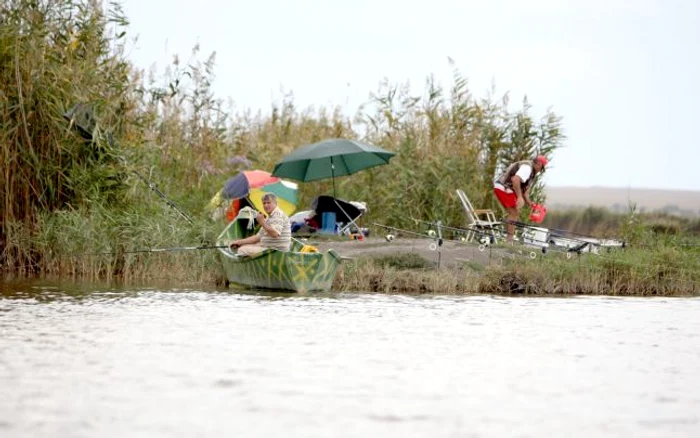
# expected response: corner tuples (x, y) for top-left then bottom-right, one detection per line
(309, 237), (516, 268)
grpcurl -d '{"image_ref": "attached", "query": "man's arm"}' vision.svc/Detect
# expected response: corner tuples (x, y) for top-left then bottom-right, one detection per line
(511, 175), (525, 208)
(256, 213), (281, 238)
(261, 221), (281, 238)
(230, 234), (261, 248)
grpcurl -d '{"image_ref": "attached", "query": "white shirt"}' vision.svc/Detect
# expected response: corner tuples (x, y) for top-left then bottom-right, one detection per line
(494, 164), (534, 194)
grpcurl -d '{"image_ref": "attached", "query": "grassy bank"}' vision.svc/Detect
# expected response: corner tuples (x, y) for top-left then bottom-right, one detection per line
(9, 220), (699, 296)
(331, 245), (700, 296)
(6, 201), (696, 296)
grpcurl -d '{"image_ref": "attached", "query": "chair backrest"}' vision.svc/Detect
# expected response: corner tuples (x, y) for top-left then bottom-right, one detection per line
(312, 195), (362, 223)
(456, 189), (478, 225)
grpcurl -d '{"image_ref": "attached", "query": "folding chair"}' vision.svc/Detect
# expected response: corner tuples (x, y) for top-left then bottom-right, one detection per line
(339, 201), (367, 235)
(311, 196), (366, 236)
(455, 189), (502, 243)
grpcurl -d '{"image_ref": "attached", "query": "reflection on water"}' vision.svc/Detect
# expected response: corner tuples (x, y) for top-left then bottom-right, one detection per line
(2, 279), (700, 438)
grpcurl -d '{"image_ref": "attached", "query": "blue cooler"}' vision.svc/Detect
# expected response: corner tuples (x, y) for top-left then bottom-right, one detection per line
(321, 212), (337, 234)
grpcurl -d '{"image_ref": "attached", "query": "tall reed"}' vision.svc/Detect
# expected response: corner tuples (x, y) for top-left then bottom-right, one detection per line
(3, 0), (568, 279)
(1, 0), (135, 270)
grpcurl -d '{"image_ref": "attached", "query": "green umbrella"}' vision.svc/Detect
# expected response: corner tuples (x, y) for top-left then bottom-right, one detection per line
(271, 138), (396, 196)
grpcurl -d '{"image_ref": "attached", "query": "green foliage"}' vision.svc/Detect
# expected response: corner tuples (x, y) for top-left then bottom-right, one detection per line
(2, 1), (568, 278)
(545, 204), (700, 245)
(20, 203), (220, 281)
(369, 253), (434, 270)
(620, 202), (649, 246)
(478, 241), (700, 296)
(544, 206), (623, 238)
(1, 0), (134, 269)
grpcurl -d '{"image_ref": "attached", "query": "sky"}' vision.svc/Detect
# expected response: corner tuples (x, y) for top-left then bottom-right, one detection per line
(119, 0), (699, 191)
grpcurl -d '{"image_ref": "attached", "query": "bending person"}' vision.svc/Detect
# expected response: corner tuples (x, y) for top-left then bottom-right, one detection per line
(493, 155), (548, 242)
(229, 193), (291, 255)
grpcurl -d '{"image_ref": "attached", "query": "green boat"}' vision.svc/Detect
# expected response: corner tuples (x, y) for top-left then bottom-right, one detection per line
(216, 215), (342, 293)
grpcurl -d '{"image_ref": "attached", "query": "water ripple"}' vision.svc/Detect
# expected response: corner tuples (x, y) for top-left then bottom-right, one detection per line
(1, 281), (700, 438)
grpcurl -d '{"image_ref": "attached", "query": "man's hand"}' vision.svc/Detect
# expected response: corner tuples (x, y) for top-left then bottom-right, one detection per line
(255, 211), (265, 225)
(516, 197), (525, 209)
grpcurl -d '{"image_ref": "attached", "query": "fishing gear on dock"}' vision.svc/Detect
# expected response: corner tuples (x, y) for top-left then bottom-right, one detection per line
(374, 222), (453, 245)
(504, 219), (626, 245)
(407, 217), (625, 259)
(373, 222), (541, 261)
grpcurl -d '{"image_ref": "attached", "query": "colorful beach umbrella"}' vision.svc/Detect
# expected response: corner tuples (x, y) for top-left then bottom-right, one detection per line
(221, 170), (298, 216)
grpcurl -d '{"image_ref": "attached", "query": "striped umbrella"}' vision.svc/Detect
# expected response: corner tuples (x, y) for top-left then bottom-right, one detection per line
(221, 170), (298, 216)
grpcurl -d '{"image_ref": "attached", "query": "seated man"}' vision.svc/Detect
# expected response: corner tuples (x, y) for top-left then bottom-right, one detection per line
(229, 193), (291, 255)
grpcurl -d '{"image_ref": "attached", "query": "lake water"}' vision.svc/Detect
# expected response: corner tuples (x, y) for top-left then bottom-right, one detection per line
(1, 279), (699, 438)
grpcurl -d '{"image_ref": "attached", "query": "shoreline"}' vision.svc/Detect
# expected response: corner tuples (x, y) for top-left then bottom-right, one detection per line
(310, 237), (700, 297)
(2, 237), (699, 297)
(311, 236), (515, 268)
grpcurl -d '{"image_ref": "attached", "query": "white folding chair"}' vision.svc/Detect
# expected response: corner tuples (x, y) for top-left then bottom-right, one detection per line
(336, 200), (367, 236)
(455, 189), (502, 243)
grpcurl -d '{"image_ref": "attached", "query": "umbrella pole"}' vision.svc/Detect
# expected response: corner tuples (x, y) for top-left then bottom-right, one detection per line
(331, 156), (337, 198)
(245, 196), (266, 218)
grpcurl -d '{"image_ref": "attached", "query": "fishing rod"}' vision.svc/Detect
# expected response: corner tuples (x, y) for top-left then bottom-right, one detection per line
(412, 216), (622, 252)
(373, 222), (460, 250)
(503, 219), (625, 244)
(378, 223), (700, 286)
(374, 222), (445, 242)
(121, 157), (194, 225)
(375, 221), (519, 253)
(408, 218), (595, 258)
(66, 244), (229, 257)
(410, 218), (500, 243)
(374, 222), (542, 260)
(408, 217), (547, 250)
(63, 103), (194, 225)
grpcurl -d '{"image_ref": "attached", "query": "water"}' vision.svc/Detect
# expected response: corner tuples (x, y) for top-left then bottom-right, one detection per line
(2, 280), (699, 438)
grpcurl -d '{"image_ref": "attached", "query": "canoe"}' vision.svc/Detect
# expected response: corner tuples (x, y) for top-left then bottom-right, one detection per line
(216, 216), (342, 292)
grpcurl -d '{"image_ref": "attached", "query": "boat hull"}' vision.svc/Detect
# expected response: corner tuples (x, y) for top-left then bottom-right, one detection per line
(218, 247), (341, 292)
(217, 213), (341, 292)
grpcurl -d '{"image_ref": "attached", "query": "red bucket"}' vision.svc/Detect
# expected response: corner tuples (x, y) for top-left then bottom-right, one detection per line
(529, 204), (547, 223)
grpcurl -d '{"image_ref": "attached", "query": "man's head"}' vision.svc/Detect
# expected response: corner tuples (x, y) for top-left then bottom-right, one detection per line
(533, 155), (548, 173)
(261, 193), (278, 214)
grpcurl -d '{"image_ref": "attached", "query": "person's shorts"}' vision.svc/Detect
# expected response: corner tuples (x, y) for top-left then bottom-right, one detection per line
(494, 187), (517, 208)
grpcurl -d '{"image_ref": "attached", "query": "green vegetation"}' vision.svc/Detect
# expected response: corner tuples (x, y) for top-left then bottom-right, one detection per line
(477, 244), (700, 296)
(544, 206), (700, 239)
(334, 253), (475, 294)
(2, 1), (699, 296)
(329, 241), (700, 296)
(1, 0), (563, 276)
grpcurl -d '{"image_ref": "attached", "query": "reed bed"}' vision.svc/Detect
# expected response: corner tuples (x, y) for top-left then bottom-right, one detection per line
(1, 0), (565, 276)
(4, 201), (220, 282)
(3, 1), (699, 296)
